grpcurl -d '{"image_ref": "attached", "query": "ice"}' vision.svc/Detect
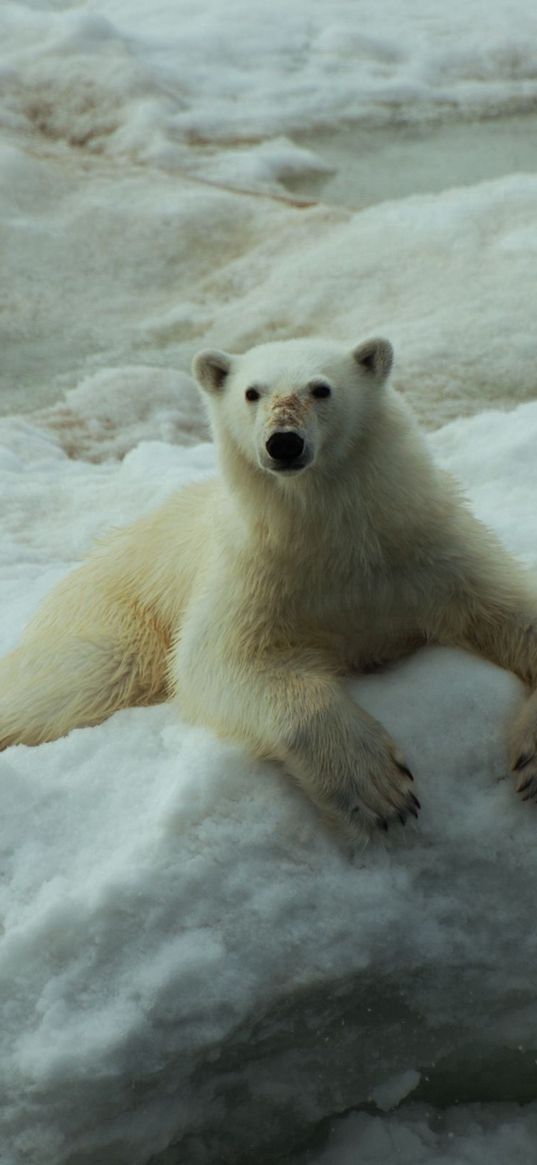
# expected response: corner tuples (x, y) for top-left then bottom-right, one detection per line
(194, 136), (335, 197)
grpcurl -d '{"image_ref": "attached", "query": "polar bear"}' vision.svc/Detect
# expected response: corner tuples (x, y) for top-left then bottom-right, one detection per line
(2, 335), (537, 836)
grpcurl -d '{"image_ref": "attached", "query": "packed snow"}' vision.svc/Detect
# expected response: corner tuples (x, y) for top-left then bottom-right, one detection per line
(3, 0), (537, 1162)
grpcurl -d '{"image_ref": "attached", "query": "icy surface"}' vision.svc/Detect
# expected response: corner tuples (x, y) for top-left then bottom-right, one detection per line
(2, 407), (537, 1163)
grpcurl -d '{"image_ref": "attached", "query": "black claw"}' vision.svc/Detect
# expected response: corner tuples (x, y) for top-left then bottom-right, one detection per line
(377, 817), (389, 832)
(514, 753), (534, 772)
(406, 792), (420, 817)
(397, 763), (414, 781)
(518, 776), (534, 794)
(398, 813), (406, 826)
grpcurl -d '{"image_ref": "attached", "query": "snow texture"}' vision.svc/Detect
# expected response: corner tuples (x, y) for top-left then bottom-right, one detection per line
(2, 0), (537, 1162)
(4, 0), (537, 164)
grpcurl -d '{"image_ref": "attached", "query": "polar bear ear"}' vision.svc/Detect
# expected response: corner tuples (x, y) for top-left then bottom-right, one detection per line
(192, 349), (234, 394)
(352, 338), (393, 381)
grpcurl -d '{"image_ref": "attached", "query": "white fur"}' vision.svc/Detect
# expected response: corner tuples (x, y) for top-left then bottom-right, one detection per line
(3, 336), (537, 838)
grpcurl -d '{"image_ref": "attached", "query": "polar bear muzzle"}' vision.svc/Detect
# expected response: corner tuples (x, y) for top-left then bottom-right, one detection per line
(265, 431), (305, 467)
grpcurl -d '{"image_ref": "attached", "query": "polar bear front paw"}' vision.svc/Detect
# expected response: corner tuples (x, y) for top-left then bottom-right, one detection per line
(321, 742), (420, 836)
(511, 692), (537, 803)
(513, 748), (537, 802)
(285, 701), (420, 837)
(353, 758), (419, 833)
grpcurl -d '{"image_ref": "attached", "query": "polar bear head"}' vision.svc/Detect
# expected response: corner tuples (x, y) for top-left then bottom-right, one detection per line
(192, 337), (393, 478)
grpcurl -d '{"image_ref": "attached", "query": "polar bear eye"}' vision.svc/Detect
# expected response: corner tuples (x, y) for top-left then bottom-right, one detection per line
(245, 387), (260, 402)
(310, 381), (331, 399)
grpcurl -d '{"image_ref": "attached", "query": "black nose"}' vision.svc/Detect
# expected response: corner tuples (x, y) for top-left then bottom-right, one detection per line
(266, 431), (304, 462)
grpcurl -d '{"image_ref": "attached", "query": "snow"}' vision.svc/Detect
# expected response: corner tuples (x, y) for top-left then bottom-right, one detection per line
(305, 1104), (537, 1165)
(3, 0), (537, 1161)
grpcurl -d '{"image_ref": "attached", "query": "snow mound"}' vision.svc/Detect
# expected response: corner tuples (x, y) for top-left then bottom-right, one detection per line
(31, 366), (209, 462)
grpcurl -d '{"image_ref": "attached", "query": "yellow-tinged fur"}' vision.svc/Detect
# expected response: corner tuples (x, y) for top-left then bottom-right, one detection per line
(2, 336), (537, 836)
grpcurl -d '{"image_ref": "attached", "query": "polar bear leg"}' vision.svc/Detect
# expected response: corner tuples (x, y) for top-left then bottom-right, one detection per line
(432, 550), (537, 804)
(0, 619), (169, 749)
(178, 647), (418, 835)
(281, 692), (419, 835)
